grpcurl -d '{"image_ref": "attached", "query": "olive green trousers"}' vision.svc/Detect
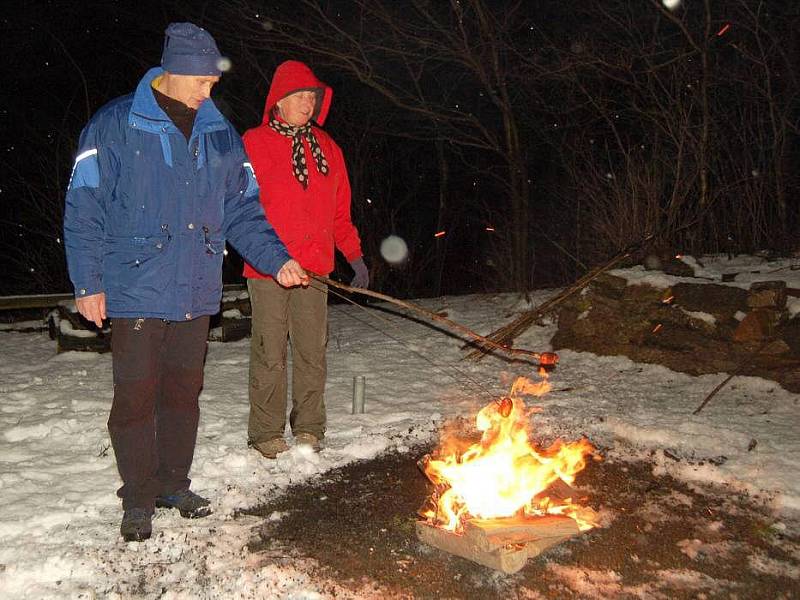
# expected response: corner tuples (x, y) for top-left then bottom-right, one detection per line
(247, 277), (328, 443)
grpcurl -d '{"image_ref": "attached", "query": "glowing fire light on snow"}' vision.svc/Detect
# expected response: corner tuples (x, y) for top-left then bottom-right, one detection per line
(420, 372), (598, 533)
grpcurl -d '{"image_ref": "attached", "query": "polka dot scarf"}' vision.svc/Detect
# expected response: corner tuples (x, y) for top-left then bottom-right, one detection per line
(268, 114), (329, 189)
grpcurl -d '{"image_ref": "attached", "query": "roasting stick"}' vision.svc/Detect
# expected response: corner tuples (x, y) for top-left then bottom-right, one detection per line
(306, 279), (504, 402)
(311, 274), (558, 366)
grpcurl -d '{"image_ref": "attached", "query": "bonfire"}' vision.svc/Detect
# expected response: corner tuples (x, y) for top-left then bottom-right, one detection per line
(416, 371), (600, 572)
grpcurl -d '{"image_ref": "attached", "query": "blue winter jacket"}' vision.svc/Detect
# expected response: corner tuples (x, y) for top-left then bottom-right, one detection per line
(64, 68), (291, 321)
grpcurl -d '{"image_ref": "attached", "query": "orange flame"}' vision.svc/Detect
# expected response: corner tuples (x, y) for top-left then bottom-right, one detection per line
(421, 373), (597, 532)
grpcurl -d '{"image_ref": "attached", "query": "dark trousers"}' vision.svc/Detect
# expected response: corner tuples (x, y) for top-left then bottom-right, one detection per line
(108, 316), (209, 511)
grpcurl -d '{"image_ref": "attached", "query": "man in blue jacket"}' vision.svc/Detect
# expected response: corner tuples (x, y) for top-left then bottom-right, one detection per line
(63, 22), (307, 542)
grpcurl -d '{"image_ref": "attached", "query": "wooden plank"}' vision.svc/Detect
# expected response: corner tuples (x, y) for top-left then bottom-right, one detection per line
(464, 514), (579, 554)
(0, 293), (74, 311)
(535, 478), (578, 503)
(0, 283), (248, 312)
(415, 521), (529, 574)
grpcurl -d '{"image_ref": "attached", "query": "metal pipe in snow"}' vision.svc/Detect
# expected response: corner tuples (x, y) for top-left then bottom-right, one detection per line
(352, 376), (366, 414)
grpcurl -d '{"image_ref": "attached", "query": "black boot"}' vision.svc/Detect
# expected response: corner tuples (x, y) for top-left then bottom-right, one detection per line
(156, 489), (211, 518)
(120, 508), (152, 542)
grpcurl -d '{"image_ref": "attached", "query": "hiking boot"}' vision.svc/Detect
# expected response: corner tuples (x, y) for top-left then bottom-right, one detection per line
(253, 437), (289, 459)
(155, 489), (211, 518)
(294, 433), (321, 452)
(120, 508), (152, 542)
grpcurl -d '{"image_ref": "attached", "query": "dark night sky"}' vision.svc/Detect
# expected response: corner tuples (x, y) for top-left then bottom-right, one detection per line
(2, 1), (798, 298)
(2, 1), (504, 296)
(1, 2), (366, 295)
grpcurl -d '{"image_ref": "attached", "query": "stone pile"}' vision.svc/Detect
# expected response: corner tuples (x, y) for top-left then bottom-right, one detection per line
(552, 263), (800, 392)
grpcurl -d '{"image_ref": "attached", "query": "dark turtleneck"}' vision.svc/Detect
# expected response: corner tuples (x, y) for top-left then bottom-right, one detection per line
(152, 86), (196, 142)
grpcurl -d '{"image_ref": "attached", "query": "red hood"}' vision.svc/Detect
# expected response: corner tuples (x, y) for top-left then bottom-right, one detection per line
(262, 60), (332, 126)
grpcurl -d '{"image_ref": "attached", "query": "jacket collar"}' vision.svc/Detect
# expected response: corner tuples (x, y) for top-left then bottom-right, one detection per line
(128, 67), (227, 135)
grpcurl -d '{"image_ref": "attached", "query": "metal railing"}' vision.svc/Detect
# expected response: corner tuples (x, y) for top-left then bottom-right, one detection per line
(0, 284), (248, 312)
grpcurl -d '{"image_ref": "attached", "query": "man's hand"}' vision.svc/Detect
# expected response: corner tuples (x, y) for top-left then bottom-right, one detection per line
(75, 292), (107, 327)
(276, 259), (309, 288)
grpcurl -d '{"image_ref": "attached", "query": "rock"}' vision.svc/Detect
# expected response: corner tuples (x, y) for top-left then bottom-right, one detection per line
(780, 317), (800, 354)
(643, 254), (663, 270)
(591, 273), (628, 299)
(51, 305), (111, 353)
(220, 316), (251, 342)
(672, 283), (748, 322)
(747, 281), (787, 310)
(661, 257), (696, 277)
(637, 322), (701, 352)
(553, 274), (800, 393)
(571, 301), (630, 345)
(642, 252), (696, 277)
(677, 309), (718, 337)
(732, 309), (780, 343)
(759, 339), (791, 355)
(622, 284), (669, 307)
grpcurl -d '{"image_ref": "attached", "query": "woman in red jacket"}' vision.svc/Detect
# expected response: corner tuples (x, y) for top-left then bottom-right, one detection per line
(243, 60), (368, 459)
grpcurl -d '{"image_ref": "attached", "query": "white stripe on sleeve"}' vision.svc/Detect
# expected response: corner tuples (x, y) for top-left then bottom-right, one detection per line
(74, 148), (98, 164)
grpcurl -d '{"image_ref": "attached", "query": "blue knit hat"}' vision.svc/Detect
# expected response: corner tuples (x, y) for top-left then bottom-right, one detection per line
(161, 22), (222, 76)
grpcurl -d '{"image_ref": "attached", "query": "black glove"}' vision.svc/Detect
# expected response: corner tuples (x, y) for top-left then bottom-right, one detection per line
(349, 257), (369, 289)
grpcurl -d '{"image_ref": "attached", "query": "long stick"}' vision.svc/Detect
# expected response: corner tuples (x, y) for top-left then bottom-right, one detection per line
(692, 339), (772, 415)
(692, 372), (736, 415)
(312, 275), (556, 364)
(463, 233), (656, 360)
(692, 340), (772, 415)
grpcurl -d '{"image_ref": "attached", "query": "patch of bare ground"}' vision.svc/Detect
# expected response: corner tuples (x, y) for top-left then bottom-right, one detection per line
(243, 441), (799, 599)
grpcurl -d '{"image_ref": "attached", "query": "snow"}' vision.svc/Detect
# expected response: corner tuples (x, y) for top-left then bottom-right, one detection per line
(0, 256), (798, 597)
(679, 308), (716, 325)
(789, 297), (800, 318)
(59, 317), (99, 338)
(0, 320), (45, 331)
(613, 254), (800, 291)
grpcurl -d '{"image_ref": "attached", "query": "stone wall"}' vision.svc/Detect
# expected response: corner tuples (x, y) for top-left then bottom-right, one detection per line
(552, 272), (800, 392)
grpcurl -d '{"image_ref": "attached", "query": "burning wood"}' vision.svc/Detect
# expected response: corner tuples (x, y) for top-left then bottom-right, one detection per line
(416, 514), (582, 574)
(415, 520), (528, 574)
(416, 372), (599, 572)
(465, 514), (579, 553)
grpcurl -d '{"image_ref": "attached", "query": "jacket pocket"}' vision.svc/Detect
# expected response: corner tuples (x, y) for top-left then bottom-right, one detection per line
(104, 234), (172, 307)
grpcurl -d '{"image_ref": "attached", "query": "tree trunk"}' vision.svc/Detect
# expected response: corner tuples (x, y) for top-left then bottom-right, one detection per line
(504, 115), (530, 294)
(434, 137), (449, 297)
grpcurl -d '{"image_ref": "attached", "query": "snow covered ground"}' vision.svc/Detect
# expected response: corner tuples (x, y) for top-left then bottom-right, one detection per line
(0, 255), (798, 598)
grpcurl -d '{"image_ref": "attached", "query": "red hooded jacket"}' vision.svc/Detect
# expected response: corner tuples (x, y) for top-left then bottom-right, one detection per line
(242, 60), (362, 278)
